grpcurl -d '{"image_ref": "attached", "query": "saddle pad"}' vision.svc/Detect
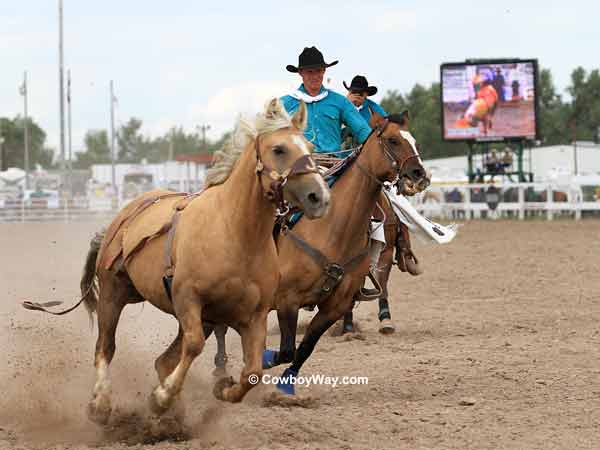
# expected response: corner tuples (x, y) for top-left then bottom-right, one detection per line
(121, 194), (184, 263)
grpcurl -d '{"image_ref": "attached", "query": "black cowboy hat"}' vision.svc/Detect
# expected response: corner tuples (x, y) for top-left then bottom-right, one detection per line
(286, 46), (338, 73)
(343, 75), (378, 96)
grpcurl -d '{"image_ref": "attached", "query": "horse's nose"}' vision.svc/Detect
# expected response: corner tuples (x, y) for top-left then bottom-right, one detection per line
(308, 191), (329, 209)
(411, 167), (425, 181)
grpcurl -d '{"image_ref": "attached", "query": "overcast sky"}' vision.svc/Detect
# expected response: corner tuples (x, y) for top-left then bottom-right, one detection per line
(1, 0), (597, 158)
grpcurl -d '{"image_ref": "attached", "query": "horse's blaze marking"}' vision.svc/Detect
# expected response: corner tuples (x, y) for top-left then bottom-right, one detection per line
(398, 130), (424, 166)
(291, 135), (311, 155)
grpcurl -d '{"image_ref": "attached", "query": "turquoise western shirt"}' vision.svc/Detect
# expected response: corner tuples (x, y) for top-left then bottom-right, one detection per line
(281, 85), (371, 153)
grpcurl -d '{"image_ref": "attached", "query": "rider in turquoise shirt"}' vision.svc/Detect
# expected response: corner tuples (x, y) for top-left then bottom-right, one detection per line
(344, 75), (387, 123)
(281, 47), (371, 154)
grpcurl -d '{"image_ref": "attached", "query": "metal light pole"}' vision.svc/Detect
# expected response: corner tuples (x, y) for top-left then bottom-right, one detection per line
(571, 119), (578, 176)
(58, 0), (66, 173)
(0, 135), (4, 172)
(110, 80), (117, 196)
(198, 124), (211, 151)
(67, 69), (72, 194)
(21, 71), (30, 189)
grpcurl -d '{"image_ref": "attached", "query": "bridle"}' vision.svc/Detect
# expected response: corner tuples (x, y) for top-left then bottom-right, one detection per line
(254, 133), (320, 215)
(355, 118), (423, 193)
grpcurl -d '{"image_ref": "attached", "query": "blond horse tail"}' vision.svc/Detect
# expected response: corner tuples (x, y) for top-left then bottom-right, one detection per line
(80, 230), (104, 321)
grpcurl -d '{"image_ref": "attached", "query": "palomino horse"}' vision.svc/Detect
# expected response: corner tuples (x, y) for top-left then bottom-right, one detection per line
(24, 99), (330, 423)
(210, 111), (429, 379)
(259, 111), (429, 394)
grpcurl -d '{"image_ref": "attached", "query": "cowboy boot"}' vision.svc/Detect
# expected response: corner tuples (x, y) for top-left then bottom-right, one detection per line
(395, 223), (423, 276)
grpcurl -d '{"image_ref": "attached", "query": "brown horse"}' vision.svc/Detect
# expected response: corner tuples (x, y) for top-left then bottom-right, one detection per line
(259, 111), (429, 394)
(24, 99), (331, 422)
(341, 191), (421, 335)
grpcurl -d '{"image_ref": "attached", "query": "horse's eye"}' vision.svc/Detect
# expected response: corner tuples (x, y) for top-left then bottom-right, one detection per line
(388, 138), (399, 146)
(273, 146), (286, 156)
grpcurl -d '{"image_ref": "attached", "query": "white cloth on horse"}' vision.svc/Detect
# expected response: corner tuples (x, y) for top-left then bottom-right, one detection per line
(383, 186), (457, 244)
(369, 218), (386, 244)
(289, 89), (329, 104)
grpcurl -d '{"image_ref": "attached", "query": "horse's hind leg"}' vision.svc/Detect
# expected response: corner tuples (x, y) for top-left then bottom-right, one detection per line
(212, 324), (228, 376)
(202, 322), (229, 376)
(377, 243), (395, 335)
(87, 275), (128, 425)
(342, 308), (355, 334)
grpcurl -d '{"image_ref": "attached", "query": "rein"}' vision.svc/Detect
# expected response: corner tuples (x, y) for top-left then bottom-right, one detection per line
(254, 134), (319, 215)
(355, 118), (423, 193)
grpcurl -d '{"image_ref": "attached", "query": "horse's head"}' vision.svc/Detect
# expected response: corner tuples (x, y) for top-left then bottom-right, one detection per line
(368, 109), (430, 195)
(255, 99), (330, 219)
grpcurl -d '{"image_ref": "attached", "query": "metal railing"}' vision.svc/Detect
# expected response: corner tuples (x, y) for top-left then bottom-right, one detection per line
(0, 197), (118, 223)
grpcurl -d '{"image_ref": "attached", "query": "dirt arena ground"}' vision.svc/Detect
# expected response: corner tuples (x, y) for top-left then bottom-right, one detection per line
(1, 220), (599, 450)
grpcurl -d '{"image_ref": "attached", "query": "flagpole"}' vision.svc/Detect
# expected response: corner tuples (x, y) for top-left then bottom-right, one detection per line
(22, 71), (30, 190)
(110, 80), (116, 197)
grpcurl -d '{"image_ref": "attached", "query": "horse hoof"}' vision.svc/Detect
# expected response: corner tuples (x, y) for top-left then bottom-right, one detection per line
(87, 396), (112, 425)
(262, 349), (279, 369)
(276, 368), (297, 396)
(342, 323), (355, 335)
(149, 385), (172, 415)
(213, 376), (235, 401)
(379, 318), (396, 335)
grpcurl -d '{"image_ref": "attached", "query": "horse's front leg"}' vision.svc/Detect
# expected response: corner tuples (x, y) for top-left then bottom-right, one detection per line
(149, 285), (205, 414)
(276, 297), (348, 395)
(263, 302), (299, 369)
(213, 308), (269, 402)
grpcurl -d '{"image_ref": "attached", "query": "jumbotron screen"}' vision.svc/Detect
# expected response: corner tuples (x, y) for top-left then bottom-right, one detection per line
(441, 59), (538, 141)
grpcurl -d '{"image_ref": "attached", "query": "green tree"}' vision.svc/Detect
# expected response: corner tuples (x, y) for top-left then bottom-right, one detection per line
(381, 83), (463, 160)
(567, 67), (600, 142)
(0, 116), (54, 171)
(73, 130), (110, 169)
(117, 117), (146, 163)
(537, 68), (570, 145)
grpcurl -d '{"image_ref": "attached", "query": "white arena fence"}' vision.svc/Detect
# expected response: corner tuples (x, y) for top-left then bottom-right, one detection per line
(0, 182), (599, 223)
(410, 182), (600, 221)
(0, 197), (118, 223)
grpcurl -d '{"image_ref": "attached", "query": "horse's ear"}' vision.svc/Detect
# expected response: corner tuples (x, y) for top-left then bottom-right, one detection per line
(369, 109), (386, 129)
(264, 98), (285, 120)
(291, 100), (307, 131)
(400, 109), (410, 125)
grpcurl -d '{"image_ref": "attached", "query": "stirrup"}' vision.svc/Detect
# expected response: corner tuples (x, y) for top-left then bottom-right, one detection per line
(357, 270), (382, 301)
